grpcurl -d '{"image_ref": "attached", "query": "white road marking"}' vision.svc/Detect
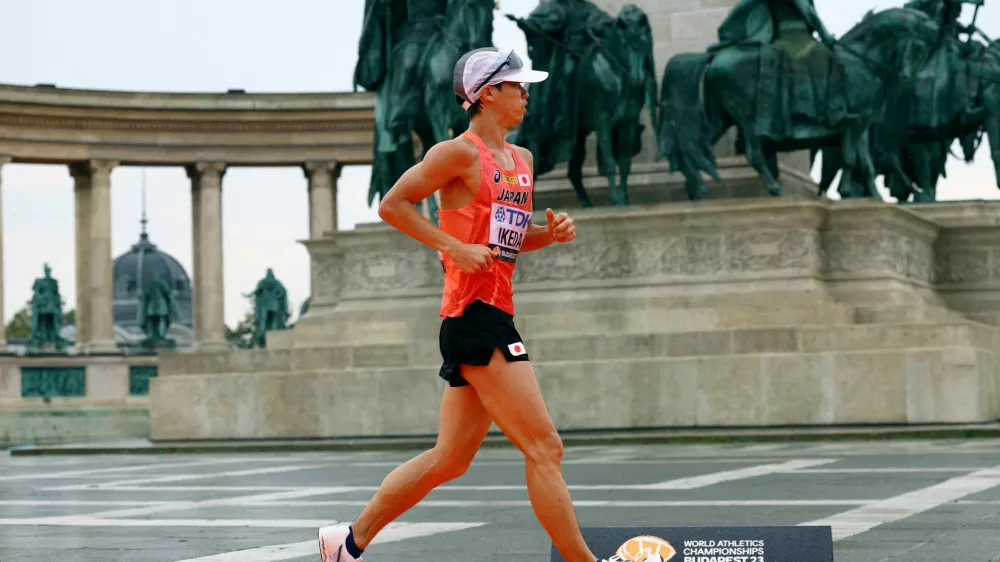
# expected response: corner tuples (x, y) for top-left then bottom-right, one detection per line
(644, 459), (839, 489)
(789, 468), (988, 473)
(36, 460), (836, 496)
(953, 499), (1000, 504)
(171, 522), (486, 561)
(0, 458), (275, 481)
(43, 464), (328, 490)
(352, 457), (782, 467)
(801, 464), (1000, 540)
(0, 517), (480, 530)
(735, 444), (791, 452)
(239, 499), (873, 508)
(43, 485), (316, 492)
(0, 500), (187, 506)
(633, 447), (1000, 458)
(957, 441), (999, 449)
(44, 488), (354, 520)
(0, 517), (343, 527)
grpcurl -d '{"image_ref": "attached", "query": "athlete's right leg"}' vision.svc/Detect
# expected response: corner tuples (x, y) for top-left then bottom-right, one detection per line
(460, 348), (599, 562)
(348, 383), (493, 550)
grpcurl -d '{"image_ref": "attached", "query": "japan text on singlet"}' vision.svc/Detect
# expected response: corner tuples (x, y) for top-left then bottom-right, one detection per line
(438, 131), (534, 318)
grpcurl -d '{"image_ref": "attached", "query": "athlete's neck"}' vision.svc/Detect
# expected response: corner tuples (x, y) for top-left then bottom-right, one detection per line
(468, 116), (508, 152)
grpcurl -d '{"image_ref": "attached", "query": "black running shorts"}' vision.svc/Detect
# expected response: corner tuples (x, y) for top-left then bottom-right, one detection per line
(438, 299), (530, 387)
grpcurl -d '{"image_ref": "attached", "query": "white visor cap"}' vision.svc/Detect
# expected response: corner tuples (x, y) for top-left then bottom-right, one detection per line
(453, 48), (548, 109)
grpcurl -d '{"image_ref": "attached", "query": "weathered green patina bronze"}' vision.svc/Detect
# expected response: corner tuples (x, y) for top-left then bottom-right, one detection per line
(817, 2), (1000, 202)
(657, 4), (941, 200)
(508, 0), (658, 206)
(356, 0), (496, 222)
(245, 269), (290, 349)
(27, 264), (66, 353)
(978, 37), (1000, 193)
(140, 272), (176, 349)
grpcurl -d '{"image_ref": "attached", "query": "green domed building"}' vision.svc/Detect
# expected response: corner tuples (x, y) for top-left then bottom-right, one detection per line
(110, 217), (196, 349)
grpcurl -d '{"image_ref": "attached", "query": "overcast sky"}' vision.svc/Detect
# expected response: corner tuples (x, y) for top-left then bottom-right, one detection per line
(0, 0), (996, 326)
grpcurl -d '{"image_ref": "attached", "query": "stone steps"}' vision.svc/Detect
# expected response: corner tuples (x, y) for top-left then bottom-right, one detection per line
(167, 321), (998, 376)
(854, 303), (969, 325)
(151, 345), (1000, 440)
(287, 301), (860, 346)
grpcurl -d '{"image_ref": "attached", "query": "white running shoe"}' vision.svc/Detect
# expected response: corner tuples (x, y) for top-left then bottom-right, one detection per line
(318, 525), (362, 561)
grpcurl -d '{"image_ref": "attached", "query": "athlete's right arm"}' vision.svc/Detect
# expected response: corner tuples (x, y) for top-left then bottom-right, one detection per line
(378, 139), (498, 273)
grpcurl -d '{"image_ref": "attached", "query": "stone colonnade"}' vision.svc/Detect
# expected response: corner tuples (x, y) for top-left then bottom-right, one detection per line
(0, 157), (343, 353)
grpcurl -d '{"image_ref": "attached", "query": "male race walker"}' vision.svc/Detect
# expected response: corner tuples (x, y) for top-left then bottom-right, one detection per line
(319, 47), (612, 562)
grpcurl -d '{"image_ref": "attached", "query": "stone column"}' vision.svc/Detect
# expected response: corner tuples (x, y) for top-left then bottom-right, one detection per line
(303, 160), (341, 239)
(0, 156), (9, 352)
(70, 164), (92, 347)
(187, 162), (227, 351)
(70, 159), (118, 354)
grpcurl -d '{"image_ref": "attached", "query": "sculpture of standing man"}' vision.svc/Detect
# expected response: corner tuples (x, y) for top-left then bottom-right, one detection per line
(27, 264), (66, 352)
(140, 272), (176, 348)
(246, 269), (290, 348)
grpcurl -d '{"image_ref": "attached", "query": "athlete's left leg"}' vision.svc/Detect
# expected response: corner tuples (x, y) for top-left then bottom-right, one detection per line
(349, 383), (493, 549)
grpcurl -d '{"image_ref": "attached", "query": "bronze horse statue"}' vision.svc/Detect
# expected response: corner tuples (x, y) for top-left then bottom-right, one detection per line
(508, 3), (658, 207)
(817, 33), (1000, 202)
(657, 7), (941, 201)
(361, 0), (496, 222)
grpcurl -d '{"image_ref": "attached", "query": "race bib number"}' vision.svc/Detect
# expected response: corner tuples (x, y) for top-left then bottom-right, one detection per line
(489, 203), (532, 264)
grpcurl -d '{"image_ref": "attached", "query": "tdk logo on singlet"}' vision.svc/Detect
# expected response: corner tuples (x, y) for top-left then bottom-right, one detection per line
(497, 188), (529, 205)
(494, 206), (530, 229)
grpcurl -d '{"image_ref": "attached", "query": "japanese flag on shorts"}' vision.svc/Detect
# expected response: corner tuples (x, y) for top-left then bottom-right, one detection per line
(508, 342), (527, 356)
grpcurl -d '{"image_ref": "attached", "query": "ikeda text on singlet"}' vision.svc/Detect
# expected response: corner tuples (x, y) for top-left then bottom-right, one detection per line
(489, 203), (531, 264)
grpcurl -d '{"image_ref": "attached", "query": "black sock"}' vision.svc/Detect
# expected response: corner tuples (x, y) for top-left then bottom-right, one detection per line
(345, 526), (364, 559)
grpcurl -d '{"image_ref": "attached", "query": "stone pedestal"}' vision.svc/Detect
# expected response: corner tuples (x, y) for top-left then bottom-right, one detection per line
(533, 157), (818, 212)
(150, 198), (1000, 441)
(0, 354), (157, 446)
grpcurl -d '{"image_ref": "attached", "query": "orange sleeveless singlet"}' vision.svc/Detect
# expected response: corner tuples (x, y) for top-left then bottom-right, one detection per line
(438, 131), (534, 318)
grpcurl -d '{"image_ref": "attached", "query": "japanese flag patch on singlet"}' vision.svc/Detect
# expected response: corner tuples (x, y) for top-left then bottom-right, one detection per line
(489, 203), (532, 264)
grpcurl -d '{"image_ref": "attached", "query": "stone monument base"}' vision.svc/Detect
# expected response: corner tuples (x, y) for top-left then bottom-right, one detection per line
(1, 353), (157, 445)
(149, 197), (1000, 441)
(531, 157), (819, 211)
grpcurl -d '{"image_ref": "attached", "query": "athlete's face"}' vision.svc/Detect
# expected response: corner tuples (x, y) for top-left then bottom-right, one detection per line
(484, 81), (529, 127)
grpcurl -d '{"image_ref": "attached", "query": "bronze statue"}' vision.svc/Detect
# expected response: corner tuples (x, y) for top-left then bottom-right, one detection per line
(711, 0), (856, 133)
(508, 0), (658, 206)
(140, 272), (176, 348)
(357, 0), (496, 222)
(27, 264), (66, 352)
(816, 0), (997, 203)
(245, 268), (290, 348)
(980, 38), (1000, 194)
(657, 6), (941, 200)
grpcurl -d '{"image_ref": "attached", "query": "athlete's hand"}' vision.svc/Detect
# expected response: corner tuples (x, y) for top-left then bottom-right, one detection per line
(448, 243), (500, 274)
(546, 208), (576, 243)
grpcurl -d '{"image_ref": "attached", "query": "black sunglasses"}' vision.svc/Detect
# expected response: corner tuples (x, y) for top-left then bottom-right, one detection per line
(471, 51), (524, 95)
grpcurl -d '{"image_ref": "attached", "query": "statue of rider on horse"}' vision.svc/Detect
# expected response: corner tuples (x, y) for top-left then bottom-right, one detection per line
(507, 0), (659, 207)
(356, 0), (497, 222)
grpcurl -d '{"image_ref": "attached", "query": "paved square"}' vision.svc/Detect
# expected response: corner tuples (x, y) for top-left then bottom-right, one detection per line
(2, 439), (1000, 561)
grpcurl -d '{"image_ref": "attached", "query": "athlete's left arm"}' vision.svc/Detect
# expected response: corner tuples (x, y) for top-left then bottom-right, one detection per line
(517, 147), (576, 252)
